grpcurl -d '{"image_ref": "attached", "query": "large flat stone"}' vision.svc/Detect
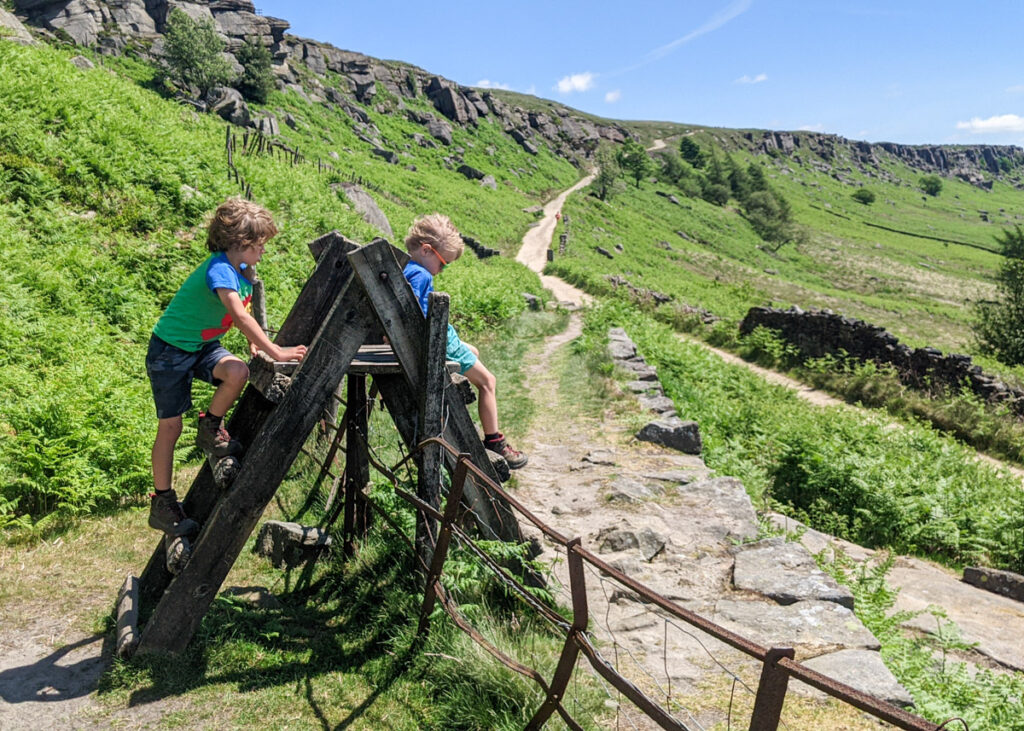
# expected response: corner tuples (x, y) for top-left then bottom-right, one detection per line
(636, 417), (701, 454)
(891, 557), (1024, 672)
(733, 538), (854, 609)
(796, 649), (915, 709)
(712, 599), (879, 654)
(670, 477), (759, 547)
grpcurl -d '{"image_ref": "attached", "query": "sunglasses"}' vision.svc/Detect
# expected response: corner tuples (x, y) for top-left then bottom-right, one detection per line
(425, 243), (448, 270)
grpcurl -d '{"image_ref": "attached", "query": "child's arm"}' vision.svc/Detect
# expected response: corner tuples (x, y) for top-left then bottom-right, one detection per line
(216, 288), (307, 362)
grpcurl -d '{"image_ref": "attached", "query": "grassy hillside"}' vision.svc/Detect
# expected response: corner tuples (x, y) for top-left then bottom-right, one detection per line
(0, 40), (579, 529)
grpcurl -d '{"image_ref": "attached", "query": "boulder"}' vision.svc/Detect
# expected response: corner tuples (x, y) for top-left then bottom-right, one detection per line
(0, 7), (35, 43)
(205, 86), (250, 127)
(962, 566), (1024, 602)
(371, 147), (399, 164)
(337, 182), (393, 238)
(597, 527), (639, 553)
(456, 164), (485, 180)
(636, 418), (702, 454)
(69, 54), (94, 69)
(426, 118), (453, 145)
(254, 521), (331, 569)
(479, 174), (497, 190)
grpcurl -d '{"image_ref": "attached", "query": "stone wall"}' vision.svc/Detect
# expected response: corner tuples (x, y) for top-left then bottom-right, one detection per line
(740, 306), (1024, 415)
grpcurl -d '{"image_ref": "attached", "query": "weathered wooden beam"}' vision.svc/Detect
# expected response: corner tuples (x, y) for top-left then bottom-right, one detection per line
(137, 275), (376, 655)
(247, 351), (294, 403)
(348, 241), (523, 545)
(115, 575), (140, 659)
(416, 293), (449, 572)
(137, 235), (360, 610)
(344, 374), (370, 557)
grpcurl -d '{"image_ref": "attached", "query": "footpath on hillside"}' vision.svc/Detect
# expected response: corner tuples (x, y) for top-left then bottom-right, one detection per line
(512, 171), (1024, 725)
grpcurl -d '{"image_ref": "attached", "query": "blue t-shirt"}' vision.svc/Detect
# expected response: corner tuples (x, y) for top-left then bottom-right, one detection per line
(403, 260), (433, 317)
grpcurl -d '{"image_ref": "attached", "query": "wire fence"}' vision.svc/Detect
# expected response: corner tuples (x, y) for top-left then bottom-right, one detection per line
(312, 414), (950, 731)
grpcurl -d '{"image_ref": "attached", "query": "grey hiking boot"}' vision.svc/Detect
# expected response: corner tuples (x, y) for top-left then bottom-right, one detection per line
(149, 489), (193, 535)
(196, 412), (242, 458)
(484, 435), (528, 470)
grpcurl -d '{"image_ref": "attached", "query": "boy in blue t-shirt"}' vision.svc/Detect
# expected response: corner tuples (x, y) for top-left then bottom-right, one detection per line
(402, 213), (527, 469)
(146, 198), (307, 534)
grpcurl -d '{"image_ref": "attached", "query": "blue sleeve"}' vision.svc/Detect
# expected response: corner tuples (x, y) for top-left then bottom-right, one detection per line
(206, 255), (241, 294)
(403, 264), (432, 317)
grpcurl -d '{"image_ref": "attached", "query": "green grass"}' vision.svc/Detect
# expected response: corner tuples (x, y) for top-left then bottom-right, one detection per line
(582, 301), (1024, 572)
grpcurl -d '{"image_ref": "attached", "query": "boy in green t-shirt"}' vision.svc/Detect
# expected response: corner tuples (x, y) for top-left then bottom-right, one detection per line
(145, 198), (307, 535)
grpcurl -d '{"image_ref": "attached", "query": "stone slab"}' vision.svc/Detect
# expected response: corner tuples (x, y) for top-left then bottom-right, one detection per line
(795, 649), (915, 709)
(733, 538), (855, 609)
(712, 599), (879, 654)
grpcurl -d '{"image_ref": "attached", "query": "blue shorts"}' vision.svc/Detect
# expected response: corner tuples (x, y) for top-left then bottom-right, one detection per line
(146, 334), (233, 419)
(446, 323), (478, 375)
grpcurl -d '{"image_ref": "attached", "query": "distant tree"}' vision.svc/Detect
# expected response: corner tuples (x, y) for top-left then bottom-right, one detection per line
(852, 188), (876, 205)
(659, 150), (686, 183)
(235, 37), (275, 103)
(975, 225), (1024, 365)
(747, 161), (769, 193)
(700, 148), (729, 205)
(920, 174), (943, 197)
(679, 136), (705, 168)
(163, 8), (233, 96)
(726, 155), (752, 202)
(616, 139), (654, 188)
(591, 148), (623, 201)
(999, 156), (1013, 173)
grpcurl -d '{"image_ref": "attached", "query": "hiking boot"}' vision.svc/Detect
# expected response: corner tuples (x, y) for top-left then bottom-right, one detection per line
(196, 412), (242, 458)
(484, 435), (528, 470)
(149, 490), (187, 534)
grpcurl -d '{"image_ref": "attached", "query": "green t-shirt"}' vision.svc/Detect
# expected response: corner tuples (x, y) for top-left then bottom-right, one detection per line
(153, 253), (253, 352)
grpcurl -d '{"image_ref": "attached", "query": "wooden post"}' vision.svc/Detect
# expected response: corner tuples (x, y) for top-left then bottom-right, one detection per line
(416, 292), (449, 572)
(344, 374), (370, 557)
(136, 276), (376, 655)
(115, 575), (140, 659)
(138, 236), (360, 609)
(749, 647), (795, 731)
(251, 277), (268, 333)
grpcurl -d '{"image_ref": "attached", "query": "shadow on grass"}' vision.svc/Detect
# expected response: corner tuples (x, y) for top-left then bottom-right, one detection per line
(100, 535), (422, 727)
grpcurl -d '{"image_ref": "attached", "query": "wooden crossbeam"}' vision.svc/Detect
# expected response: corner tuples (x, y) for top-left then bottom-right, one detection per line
(137, 269), (376, 655)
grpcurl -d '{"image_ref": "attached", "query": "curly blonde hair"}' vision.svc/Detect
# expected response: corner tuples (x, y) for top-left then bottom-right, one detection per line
(206, 198), (279, 253)
(404, 213), (464, 262)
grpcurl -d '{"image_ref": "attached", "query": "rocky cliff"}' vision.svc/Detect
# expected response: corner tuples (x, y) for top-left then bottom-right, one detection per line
(740, 129), (1023, 190)
(5, 0), (627, 165)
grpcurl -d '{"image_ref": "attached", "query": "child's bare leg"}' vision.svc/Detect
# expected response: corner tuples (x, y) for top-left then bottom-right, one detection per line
(464, 360), (499, 435)
(208, 356), (249, 418)
(152, 416), (183, 492)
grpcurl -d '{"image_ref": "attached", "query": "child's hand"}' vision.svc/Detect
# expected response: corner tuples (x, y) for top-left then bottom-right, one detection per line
(249, 341), (260, 358)
(278, 345), (307, 362)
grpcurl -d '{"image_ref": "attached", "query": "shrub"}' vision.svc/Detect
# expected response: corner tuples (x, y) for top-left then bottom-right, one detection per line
(235, 37), (274, 104)
(975, 224), (1024, 365)
(852, 188), (876, 205)
(163, 8), (233, 96)
(920, 174), (943, 197)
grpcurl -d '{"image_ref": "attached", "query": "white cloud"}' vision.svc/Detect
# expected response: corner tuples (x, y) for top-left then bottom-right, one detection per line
(735, 73), (767, 84)
(524, 84), (537, 96)
(642, 0), (751, 65)
(556, 72), (596, 94)
(798, 124), (825, 132)
(605, 89), (622, 103)
(476, 79), (511, 90)
(956, 114), (1024, 134)
(1007, 85), (1024, 94)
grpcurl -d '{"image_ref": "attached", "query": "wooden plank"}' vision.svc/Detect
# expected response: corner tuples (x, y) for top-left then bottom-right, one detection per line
(138, 235), (360, 609)
(417, 292), (449, 571)
(247, 351), (293, 403)
(251, 277), (268, 332)
(137, 277), (376, 655)
(348, 242), (523, 545)
(116, 575), (140, 659)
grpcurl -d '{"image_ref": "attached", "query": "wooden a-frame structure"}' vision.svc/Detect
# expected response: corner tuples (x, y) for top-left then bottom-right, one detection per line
(131, 234), (525, 656)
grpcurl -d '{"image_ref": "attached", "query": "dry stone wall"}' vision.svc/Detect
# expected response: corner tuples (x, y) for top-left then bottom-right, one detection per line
(741, 305), (1024, 415)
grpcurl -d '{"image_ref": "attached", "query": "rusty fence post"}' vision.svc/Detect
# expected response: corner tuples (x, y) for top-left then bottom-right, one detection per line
(525, 537), (588, 730)
(749, 646), (794, 731)
(417, 455), (470, 637)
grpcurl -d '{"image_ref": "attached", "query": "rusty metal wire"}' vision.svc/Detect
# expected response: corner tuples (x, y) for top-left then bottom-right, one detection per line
(319, 426), (943, 731)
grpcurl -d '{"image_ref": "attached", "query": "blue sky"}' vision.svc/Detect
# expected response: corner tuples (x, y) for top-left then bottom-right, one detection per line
(255, 0), (1024, 146)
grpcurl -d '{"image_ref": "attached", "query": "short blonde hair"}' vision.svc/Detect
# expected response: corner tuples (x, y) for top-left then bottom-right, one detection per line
(405, 213), (464, 262)
(206, 198), (279, 253)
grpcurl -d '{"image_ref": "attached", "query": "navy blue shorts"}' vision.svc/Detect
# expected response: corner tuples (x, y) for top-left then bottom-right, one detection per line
(146, 334), (233, 419)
